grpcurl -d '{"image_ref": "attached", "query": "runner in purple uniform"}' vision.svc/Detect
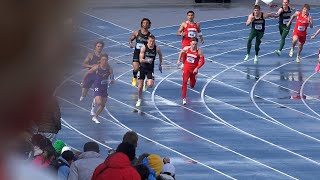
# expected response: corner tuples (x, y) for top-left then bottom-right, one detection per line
(80, 40), (104, 101)
(81, 54), (114, 123)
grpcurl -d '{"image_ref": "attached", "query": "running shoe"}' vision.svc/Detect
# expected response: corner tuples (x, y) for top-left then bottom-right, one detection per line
(289, 48), (294, 57)
(254, 55), (258, 64)
(315, 63), (320, 73)
(92, 116), (100, 123)
(275, 50), (281, 56)
(143, 79), (147, 91)
(132, 77), (137, 87)
(79, 96), (84, 101)
(136, 99), (142, 107)
(296, 56), (301, 63)
(182, 98), (187, 105)
(244, 54), (249, 61)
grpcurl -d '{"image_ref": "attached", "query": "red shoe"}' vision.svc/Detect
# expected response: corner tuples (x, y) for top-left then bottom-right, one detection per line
(315, 63), (320, 73)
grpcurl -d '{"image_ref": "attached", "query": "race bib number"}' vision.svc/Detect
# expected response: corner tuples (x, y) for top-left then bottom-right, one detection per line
(255, 24), (262, 30)
(136, 43), (144, 49)
(283, 19), (290, 24)
(188, 31), (197, 38)
(297, 26), (305, 31)
(146, 58), (153, 64)
(101, 80), (109, 85)
(187, 57), (195, 63)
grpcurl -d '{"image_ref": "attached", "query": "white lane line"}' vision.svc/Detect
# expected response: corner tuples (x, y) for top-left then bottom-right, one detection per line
(250, 53), (320, 142)
(301, 72), (320, 118)
(151, 68), (297, 179)
(60, 116), (112, 149)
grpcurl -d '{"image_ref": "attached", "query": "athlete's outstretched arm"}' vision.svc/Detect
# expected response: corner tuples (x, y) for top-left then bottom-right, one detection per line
(311, 29), (320, 39)
(177, 22), (185, 36)
(129, 31), (138, 48)
(286, 11), (299, 27)
(82, 53), (94, 68)
(177, 47), (188, 65)
(81, 65), (98, 84)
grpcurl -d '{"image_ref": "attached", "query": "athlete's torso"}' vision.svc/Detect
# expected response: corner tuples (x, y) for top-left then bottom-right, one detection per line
(294, 12), (309, 35)
(141, 45), (157, 70)
(252, 13), (265, 32)
(135, 30), (150, 51)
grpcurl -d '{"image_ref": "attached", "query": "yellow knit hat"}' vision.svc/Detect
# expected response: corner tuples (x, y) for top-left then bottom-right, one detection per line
(147, 154), (163, 176)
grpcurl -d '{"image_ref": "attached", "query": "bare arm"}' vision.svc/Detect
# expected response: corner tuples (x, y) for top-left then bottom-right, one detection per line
(82, 65), (98, 84)
(246, 14), (254, 26)
(157, 47), (163, 66)
(309, 15), (313, 28)
(129, 31), (138, 48)
(195, 48), (205, 71)
(177, 22), (185, 36)
(197, 23), (204, 44)
(275, 7), (283, 18)
(82, 53), (94, 68)
(287, 11), (299, 27)
(311, 29), (320, 39)
(177, 46), (188, 65)
(264, 12), (278, 19)
(139, 46), (148, 64)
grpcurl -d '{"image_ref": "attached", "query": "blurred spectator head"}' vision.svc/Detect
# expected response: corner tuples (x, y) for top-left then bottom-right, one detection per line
(122, 131), (138, 148)
(135, 164), (149, 180)
(61, 150), (74, 163)
(116, 142), (136, 161)
(53, 140), (66, 155)
(31, 134), (45, 147)
(161, 163), (176, 176)
(147, 154), (163, 177)
(163, 157), (170, 164)
(39, 138), (52, 150)
(84, 141), (100, 153)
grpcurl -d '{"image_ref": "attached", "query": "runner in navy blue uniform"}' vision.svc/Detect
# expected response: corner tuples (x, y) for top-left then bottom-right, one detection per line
(136, 35), (162, 107)
(129, 18), (151, 87)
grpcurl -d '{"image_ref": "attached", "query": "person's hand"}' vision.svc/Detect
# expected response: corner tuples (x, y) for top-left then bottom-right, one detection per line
(80, 82), (84, 87)
(286, 22), (291, 27)
(158, 64), (162, 73)
(201, 39), (204, 44)
(311, 35), (316, 39)
(180, 31), (184, 37)
(129, 42), (134, 48)
(193, 67), (198, 74)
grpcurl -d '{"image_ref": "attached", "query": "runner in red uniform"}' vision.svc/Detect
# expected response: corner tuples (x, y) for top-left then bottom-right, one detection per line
(287, 4), (313, 63)
(177, 11), (204, 68)
(177, 38), (205, 105)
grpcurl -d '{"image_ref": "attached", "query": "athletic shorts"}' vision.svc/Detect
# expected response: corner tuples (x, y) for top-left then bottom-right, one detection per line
(132, 50), (140, 63)
(93, 80), (108, 97)
(293, 32), (306, 44)
(137, 68), (154, 80)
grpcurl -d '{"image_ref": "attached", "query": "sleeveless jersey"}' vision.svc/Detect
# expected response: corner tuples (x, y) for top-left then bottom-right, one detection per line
(89, 53), (100, 66)
(182, 21), (198, 46)
(141, 45), (157, 70)
(252, 13), (265, 32)
(95, 66), (111, 87)
(135, 30), (150, 51)
(294, 12), (309, 36)
(185, 47), (200, 68)
(279, 6), (292, 24)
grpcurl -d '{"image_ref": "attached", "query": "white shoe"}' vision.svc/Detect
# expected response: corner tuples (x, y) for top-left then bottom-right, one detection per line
(136, 99), (142, 107)
(289, 48), (294, 57)
(79, 96), (84, 101)
(244, 54), (249, 61)
(275, 50), (281, 56)
(143, 80), (147, 91)
(92, 116), (100, 123)
(182, 98), (186, 105)
(296, 56), (301, 63)
(254, 55), (258, 64)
